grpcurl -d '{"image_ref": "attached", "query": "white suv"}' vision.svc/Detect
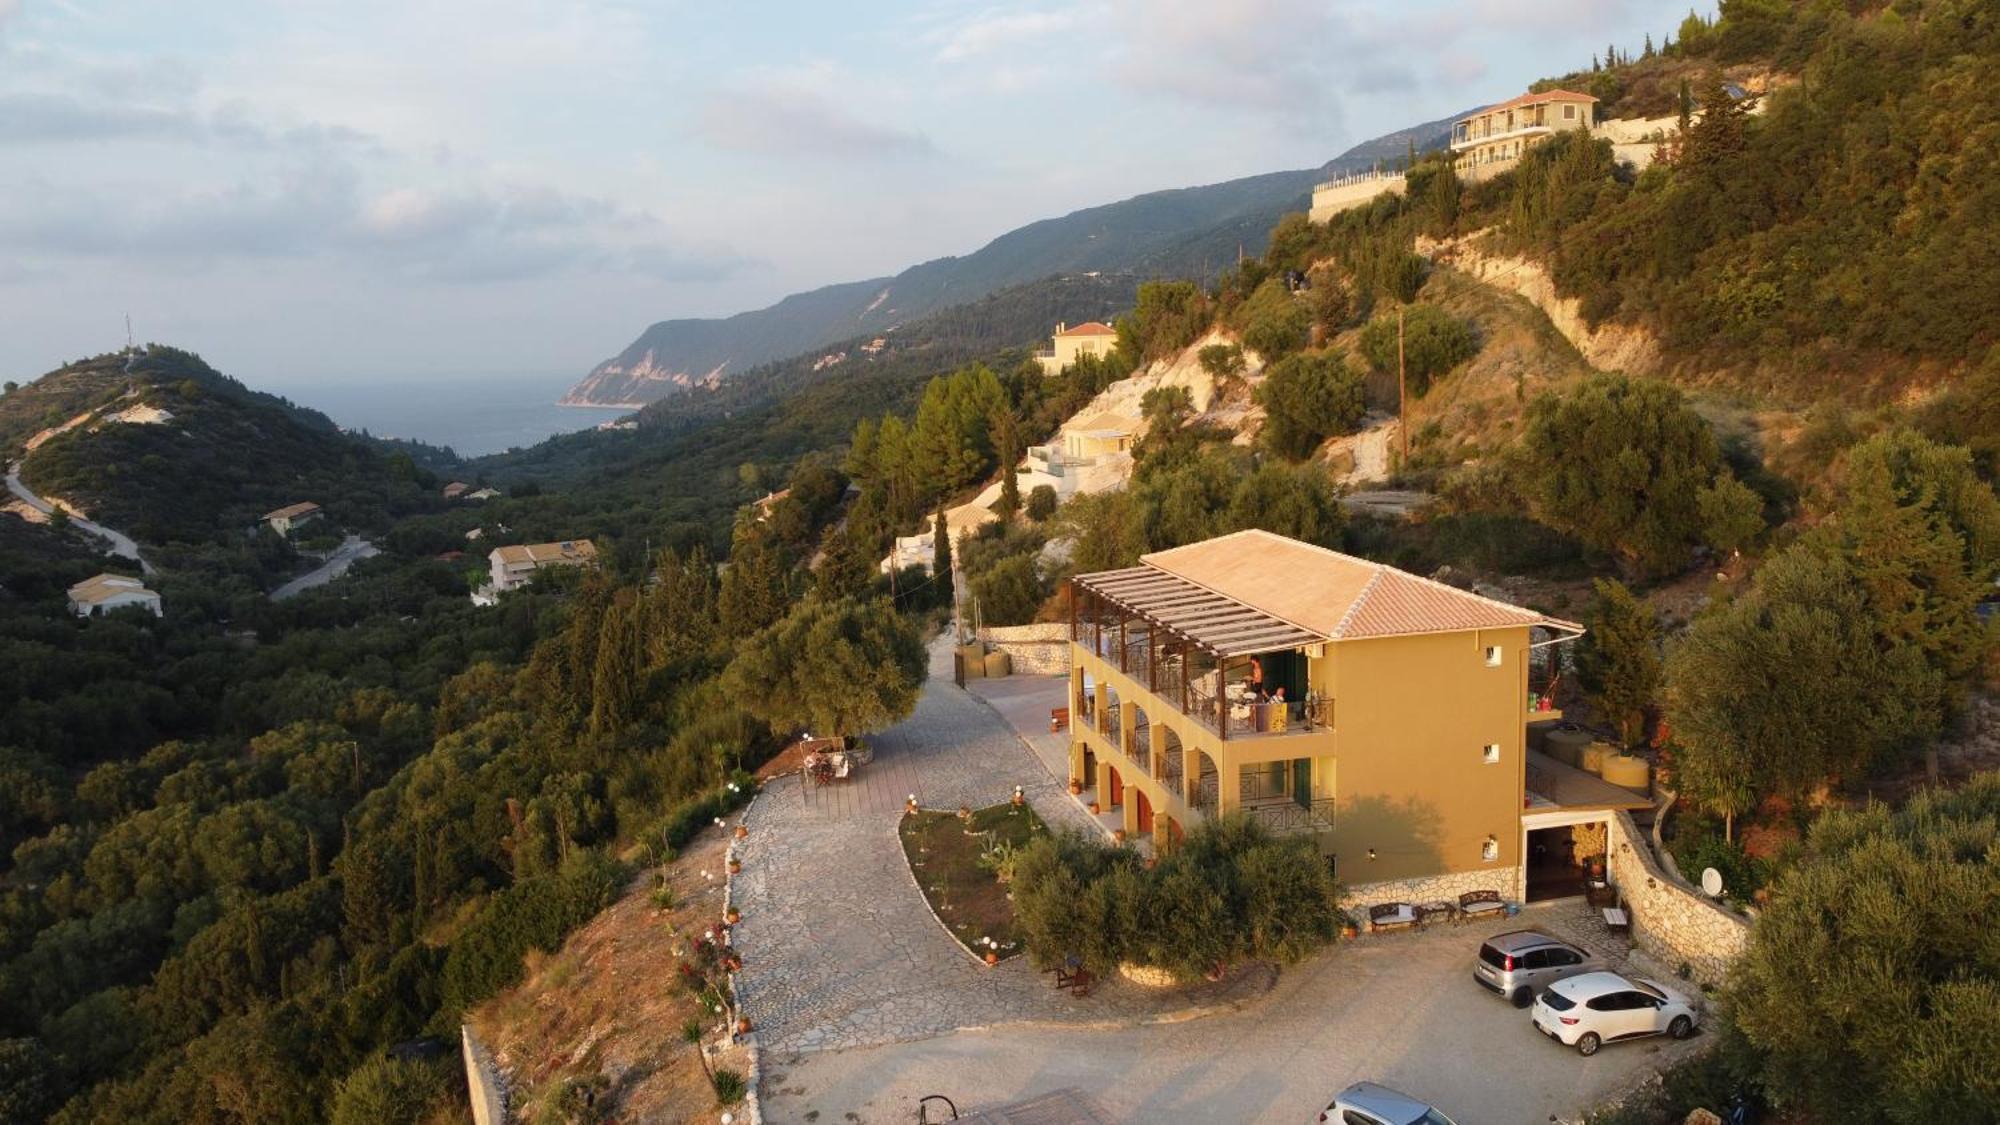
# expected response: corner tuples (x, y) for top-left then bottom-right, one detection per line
(1531, 971), (1700, 1056)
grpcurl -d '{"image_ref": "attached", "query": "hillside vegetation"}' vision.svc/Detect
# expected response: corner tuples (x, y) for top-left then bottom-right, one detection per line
(9, 348), (438, 547)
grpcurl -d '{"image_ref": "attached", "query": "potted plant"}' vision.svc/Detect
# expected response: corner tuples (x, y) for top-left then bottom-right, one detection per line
(1112, 828), (1127, 844)
(1088, 801), (1101, 815)
(957, 804), (972, 820)
(1069, 778), (1084, 796)
(725, 907), (740, 925)
(984, 950), (999, 966)
(733, 824), (749, 840)
(736, 1016), (752, 1035)
(728, 858), (742, 875)
(1340, 919), (1360, 940)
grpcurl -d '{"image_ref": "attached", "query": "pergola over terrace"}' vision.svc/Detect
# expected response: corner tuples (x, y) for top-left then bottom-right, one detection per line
(1071, 565), (1326, 740)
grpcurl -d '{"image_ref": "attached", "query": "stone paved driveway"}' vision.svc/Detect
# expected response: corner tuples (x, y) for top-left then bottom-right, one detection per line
(731, 640), (1265, 1055)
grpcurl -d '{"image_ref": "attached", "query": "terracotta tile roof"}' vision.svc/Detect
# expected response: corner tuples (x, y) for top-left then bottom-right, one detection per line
(68, 572), (156, 605)
(1056, 321), (1117, 337)
(263, 501), (321, 521)
(492, 539), (599, 567)
(1138, 529), (1581, 641)
(1461, 88), (1597, 122)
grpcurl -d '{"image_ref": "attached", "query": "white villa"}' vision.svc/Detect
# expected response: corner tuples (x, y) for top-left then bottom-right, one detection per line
(68, 573), (162, 618)
(881, 529), (937, 575)
(486, 539), (599, 596)
(1035, 322), (1120, 375)
(263, 502), (323, 536)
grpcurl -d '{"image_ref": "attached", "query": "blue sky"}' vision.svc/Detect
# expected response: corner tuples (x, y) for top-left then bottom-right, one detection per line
(0, 0), (1690, 387)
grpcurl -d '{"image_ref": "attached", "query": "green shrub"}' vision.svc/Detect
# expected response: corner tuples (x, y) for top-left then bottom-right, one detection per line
(711, 1068), (747, 1105)
(438, 851), (625, 1018)
(1025, 484), (1058, 522)
(1255, 352), (1366, 460)
(331, 1055), (457, 1125)
(1237, 279), (1312, 361)
(1357, 304), (1477, 397)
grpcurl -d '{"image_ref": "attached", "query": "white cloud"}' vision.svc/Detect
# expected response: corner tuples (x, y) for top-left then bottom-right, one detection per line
(929, 8), (1080, 62)
(696, 86), (937, 161)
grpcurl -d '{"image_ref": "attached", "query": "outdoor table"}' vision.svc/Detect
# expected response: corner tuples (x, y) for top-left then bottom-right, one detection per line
(1602, 906), (1631, 935)
(1416, 900), (1457, 929)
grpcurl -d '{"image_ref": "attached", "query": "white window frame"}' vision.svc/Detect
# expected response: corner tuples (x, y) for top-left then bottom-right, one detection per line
(1485, 645), (1504, 667)
(1483, 743), (1501, 764)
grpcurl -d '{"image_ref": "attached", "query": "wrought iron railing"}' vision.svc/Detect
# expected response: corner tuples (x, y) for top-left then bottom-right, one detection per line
(1191, 775), (1218, 815)
(1185, 685), (1334, 738)
(1244, 797), (1338, 835)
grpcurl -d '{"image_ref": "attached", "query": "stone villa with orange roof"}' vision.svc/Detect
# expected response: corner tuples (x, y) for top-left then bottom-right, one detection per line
(1452, 88), (1599, 182)
(1065, 529), (1652, 908)
(1035, 321), (1120, 375)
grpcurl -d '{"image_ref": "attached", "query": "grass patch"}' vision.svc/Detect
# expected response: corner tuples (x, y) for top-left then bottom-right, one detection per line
(899, 801), (1048, 961)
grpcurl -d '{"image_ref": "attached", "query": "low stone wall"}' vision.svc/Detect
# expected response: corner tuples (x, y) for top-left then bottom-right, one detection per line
(461, 1025), (508, 1125)
(1607, 811), (1749, 988)
(979, 622), (1070, 676)
(1341, 865), (1522, 914)
(1309, 172), (1406, 222)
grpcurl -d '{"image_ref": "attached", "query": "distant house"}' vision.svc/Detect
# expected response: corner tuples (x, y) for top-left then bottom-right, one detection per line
(465, 527), (485, 541)
(465, 488), (501, 502)
(1036, 322), (1120, 375)
(752, 489), (791, 521)
(442, 481), (469, 500)
(880, 529), (937, 575)
(487, 539), (599, 595)
(1061, 411), (1139, 460)
(68, 573), (162, 618)
(263, 502), (323, 536)
(1452, 88), (1598, 183)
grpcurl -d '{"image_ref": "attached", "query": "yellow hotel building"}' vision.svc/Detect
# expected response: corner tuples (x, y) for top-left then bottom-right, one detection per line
(1067, 530), (1648, 907)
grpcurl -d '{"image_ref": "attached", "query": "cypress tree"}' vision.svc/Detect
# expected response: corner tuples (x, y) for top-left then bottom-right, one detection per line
(933, 509), (954, 611)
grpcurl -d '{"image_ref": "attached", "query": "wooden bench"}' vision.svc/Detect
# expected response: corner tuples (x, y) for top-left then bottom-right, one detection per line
(1457, 889), (1507, 924)
(1368, 902), (1420, 933)
(1049, 706), (1070, 733)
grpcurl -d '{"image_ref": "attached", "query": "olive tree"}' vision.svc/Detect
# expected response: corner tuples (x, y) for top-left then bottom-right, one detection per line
(720, 596), (927, 749)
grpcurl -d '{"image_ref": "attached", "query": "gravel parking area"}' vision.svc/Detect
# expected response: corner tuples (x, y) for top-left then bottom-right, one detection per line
(730, 640), (1273, 1056)
(762, 901), (1710, 1125)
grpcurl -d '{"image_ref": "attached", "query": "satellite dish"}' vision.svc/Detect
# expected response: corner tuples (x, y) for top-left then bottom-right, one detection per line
(1701, 867), (1725, 898)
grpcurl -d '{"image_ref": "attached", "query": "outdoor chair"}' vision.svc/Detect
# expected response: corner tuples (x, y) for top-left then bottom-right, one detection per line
(1053, 958), (1095, 997)
(1367, 902), (1420, 933)
(1457, 889), (1506, 923)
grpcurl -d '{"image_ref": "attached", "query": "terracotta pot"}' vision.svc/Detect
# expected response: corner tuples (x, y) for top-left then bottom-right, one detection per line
(957, 805), (972, 820)
(725, 908), (740, 925)
(1340, 924), (1360, 940)
(1112, 829), (1127, 844)
(1088, 802), (1101, 815)
(736, 1017), (752, 1035)
(728, 859), (742, 875)
(733, 825), (749, 839)
(1069, 779), (1083, 795)
(984, 951), (999, 966)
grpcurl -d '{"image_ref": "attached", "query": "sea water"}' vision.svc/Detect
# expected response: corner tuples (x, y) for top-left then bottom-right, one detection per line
(259, 372), (629, 458)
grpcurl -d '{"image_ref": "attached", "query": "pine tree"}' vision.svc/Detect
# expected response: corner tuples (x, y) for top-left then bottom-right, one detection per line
(1642, 33), (1655, 58)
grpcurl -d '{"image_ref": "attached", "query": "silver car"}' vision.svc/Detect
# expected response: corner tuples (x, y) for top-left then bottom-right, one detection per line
(1316, 1082), (1458, 1125)
(1472, 929), (1595, 1008)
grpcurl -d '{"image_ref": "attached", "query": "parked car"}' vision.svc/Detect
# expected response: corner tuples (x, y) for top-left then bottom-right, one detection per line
(1316, 1082), (1459, 1125)
(1472, 930), (1595, 1007)
(1532, 971), (1700, 1056)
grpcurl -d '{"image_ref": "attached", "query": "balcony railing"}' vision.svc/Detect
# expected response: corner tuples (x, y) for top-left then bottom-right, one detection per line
(1191, 774), (1218, 815)
(1186, 683), (1334, 739)
(1243, 797), (1338, 836)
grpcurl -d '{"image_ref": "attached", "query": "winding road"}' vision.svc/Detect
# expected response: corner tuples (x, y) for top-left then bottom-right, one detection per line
(271, 534), (380, 600)
(5, 460), (155, 575)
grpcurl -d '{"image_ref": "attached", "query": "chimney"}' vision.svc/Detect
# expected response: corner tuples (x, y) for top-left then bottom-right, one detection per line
(1056, 322), (1066, 335)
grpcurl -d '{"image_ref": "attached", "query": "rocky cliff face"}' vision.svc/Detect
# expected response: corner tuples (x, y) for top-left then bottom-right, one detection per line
(1423, 232), (1662, 376)
(560, 351), (725, 407)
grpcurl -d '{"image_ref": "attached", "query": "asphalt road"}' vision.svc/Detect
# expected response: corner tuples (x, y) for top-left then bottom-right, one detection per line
(6, 460), (155, 575)
(271, 534), (380, 600)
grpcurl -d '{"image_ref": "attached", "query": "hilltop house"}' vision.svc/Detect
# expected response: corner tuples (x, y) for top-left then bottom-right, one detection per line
(1453, 88), (1598, 183)
(68, 573), (162, 618)
(1066, 529), (1647, 908)
(465, 487), (501, 502)
(263, 502), (322, 536)
(752, 489), (790, 522)
(486, 539), (599, 596)
(1061, 410), (1138, 460)
(443, 481), (469, 500)
(880, 528), (937, 575)
(1035, 322), (1120, 375)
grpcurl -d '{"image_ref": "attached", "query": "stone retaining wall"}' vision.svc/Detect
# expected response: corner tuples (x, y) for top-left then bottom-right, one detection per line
(1341, 865), (1523, 914)
(461, 1025), (508, 1125)
(979, 622), (1070, 676)
(1607, 811), (1749, 988)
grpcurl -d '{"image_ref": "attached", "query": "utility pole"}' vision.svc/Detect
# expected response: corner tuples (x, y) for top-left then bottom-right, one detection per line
(1397, 304), (1409, 466)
